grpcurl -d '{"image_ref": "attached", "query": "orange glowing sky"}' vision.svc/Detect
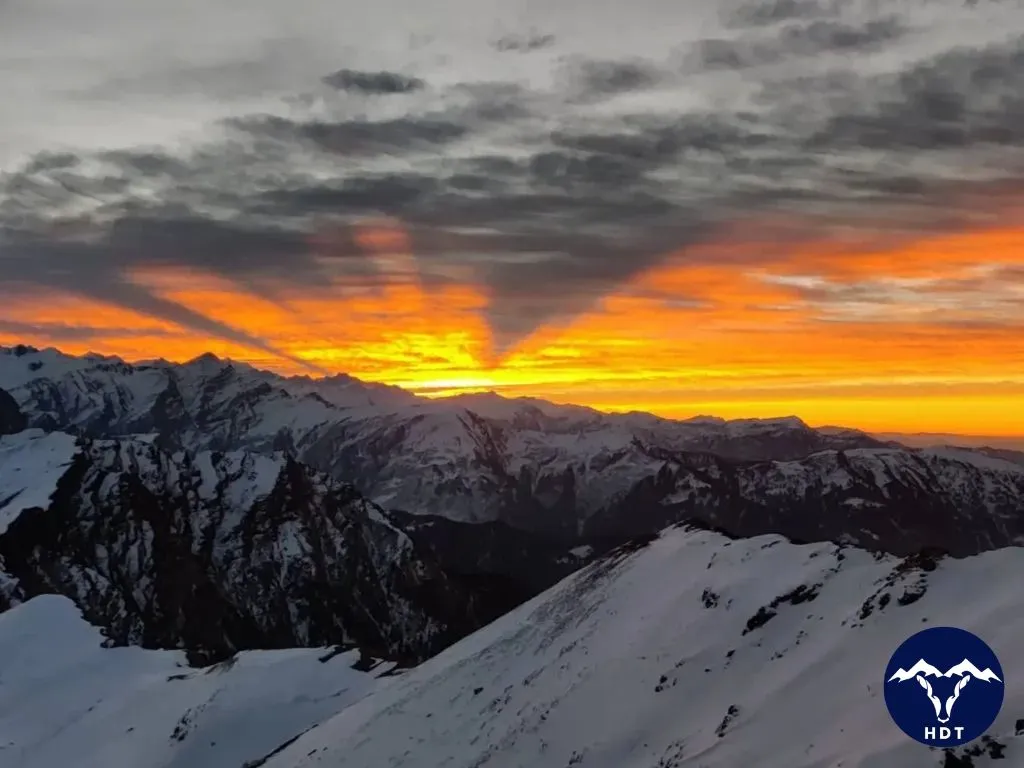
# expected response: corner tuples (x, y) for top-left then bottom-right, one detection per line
(3, 217), (1023, 437)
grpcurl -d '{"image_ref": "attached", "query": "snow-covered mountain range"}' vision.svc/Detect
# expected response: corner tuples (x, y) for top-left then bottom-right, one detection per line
(2, 344), (1022, 766)
(0, 346), (882, 528)
(3, 526), (1020, 768)
(2, 344), (1023, 559)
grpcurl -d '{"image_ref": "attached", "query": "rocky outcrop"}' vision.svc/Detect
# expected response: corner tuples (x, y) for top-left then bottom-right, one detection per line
(0, 387), (25, 436)
(0, 435), (566, 665)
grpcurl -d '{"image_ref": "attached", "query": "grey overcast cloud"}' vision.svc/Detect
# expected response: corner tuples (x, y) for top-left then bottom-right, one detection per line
(0, 0), (1023, 367)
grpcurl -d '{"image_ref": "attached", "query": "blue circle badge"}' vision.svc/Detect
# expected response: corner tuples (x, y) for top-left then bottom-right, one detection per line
(884, 626), (1004, 747)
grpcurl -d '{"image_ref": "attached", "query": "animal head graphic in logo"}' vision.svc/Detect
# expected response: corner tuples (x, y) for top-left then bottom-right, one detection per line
(884, 627), (1005, 747)
(887, 659), (1001, 723)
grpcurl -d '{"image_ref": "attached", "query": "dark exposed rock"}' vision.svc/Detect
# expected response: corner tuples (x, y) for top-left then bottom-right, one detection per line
(853, 549), (937, 626)
(715, 704), (740, 737)
(386, 510), (612, 594)
(0, 387), (26, 436)
(943, 734), (1009, 765)
(743, 606), (777, 634)
(896, 584), (927, 606)
(743, 584), (821, 635)
(0, 437), (535, 665)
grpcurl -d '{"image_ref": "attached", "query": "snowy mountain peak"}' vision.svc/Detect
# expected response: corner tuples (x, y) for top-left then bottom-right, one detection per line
(255, 524), (1023, 768)
(683, 414), (727, 424)
(185, 351), (222, 365)
(729, 414), (809, 431)
(0, 343), (41, 357)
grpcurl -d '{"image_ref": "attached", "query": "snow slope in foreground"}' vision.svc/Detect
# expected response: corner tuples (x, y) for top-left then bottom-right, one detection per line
(0, 596), (392, 768)
(263, 527), (1024, 768)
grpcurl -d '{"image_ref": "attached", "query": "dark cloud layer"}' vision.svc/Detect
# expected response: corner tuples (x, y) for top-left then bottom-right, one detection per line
(1, 220), (326, 369)
(229, 114), (469, 155)
(686, 13), (911, 71)
(321, 68), (426, 94)
(2, 5), (1024, 362)
(809, 38), (1024, 151)
(725, 0), (844, 28)
(561, 57), (665, 101)
(492, 30), (556, 53)
(0, 319), (178, 342)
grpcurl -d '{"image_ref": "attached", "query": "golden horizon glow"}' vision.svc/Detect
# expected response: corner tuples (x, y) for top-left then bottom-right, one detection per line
(3, 217), (1024, 437)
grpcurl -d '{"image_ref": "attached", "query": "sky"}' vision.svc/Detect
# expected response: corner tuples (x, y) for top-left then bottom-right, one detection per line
(1, 0), (1023, 436)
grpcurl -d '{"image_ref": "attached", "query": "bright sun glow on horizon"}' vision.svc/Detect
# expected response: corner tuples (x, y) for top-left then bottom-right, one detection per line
(3, 218), (1024, 438)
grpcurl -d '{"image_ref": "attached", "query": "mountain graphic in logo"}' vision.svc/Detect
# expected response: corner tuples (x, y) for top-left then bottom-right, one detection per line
(888, 659), (1002, 683)
(884, 627), (1004, 747)
(892, 659), (1003, 684)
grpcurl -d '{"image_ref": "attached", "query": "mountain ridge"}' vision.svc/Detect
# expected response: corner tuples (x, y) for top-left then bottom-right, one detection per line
(3, 524), (1021, 768)
(258, 523), (1024, 768)
(9, 344), (1021, 450)
(2, 344), (1023, 559)
(0, 343), (878, 436)
(0, 428), (595, 665)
